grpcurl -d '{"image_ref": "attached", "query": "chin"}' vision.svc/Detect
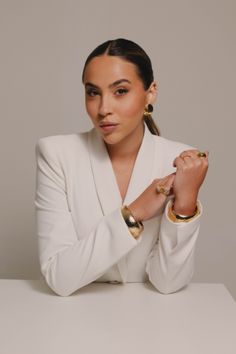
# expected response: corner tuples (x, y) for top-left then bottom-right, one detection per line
(96, 129), (122, 145)
(101, 135), (120, 145)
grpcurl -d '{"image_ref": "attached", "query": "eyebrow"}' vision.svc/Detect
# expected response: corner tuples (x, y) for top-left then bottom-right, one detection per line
(85, 79), (132, 89)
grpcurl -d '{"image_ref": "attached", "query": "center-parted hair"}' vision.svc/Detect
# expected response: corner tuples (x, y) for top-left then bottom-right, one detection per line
(82, 38), (160, 135)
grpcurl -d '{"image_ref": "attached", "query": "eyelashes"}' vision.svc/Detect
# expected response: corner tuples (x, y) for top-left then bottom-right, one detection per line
(115, 88), (129, 96)
(86, 88), (129, 97)
(85, 89), (98, 97)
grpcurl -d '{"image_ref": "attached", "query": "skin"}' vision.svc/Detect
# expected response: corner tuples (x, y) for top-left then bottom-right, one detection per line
(83, 55), (156, 159)
(83, 55), (209, 221)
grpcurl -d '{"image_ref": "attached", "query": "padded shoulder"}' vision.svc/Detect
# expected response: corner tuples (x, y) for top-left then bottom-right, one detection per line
(35, 131), (90, 165)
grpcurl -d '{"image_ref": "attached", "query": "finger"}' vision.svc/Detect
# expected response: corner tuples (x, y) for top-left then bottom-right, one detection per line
(181, 155), (196, 168)
(182, 149), (210, 160)
(166, 172), (176, 178)
(202, 150), (209, 160)
(180, 149), (210, 168)
(201, 151), (209, 168)
(180, 150), (199, 160)
(173, 156), (185, 169)
(164, 175), (175, 192)
(159, 174), (175, 187)
(154, 172), (176, 184)
(162, 173), (176, 185)
(191, 150), (209, 165)
(182, 156), (194, 164)
(156, 174), (175, 196)
(167, 173), (175, 185)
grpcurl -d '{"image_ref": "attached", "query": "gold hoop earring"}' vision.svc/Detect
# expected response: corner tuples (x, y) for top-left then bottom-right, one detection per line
(143, 104), (153, 118)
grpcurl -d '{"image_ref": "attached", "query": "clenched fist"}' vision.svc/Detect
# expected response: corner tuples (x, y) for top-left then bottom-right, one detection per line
(128, 173), (175, 222)
(128, 150), (209, 222)
(172, 150), (209, 215)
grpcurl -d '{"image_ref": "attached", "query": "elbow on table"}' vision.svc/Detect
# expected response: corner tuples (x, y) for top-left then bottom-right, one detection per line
(42, 267), (80, 297)
(41, 259), (83, 296)
(51, 285), (75, 297)
(147, 260), (194, 295)
(155, 283), (187, 295)
(43, 276), (75, 296)
(148, 274), (192, 295)
(42, 265), (95, 296)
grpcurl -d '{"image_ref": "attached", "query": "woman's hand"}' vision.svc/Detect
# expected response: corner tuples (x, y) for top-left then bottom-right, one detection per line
(127, 150), (209, 222)
(127, 173), (175, 222)
(172, 150), (209, 215)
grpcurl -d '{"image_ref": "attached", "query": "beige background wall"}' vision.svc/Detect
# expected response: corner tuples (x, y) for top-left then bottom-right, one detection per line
(1, 0), (235, 298)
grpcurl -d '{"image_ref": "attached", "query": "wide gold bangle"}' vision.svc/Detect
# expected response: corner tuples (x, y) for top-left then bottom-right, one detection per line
(121, 205), (144, 239)
(168, 201), (201, 223)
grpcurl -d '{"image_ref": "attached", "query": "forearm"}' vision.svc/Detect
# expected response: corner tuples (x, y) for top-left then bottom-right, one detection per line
(145, 199), (202, 294)
(39, 208), (140, 296)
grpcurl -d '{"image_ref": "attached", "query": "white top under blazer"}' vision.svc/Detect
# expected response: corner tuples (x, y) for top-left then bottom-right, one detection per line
(34, 123), (202, 296)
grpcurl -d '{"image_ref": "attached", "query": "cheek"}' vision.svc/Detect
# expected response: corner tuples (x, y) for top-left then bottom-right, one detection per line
(85, 100), (96, 119)
(117, 94), (145, 118)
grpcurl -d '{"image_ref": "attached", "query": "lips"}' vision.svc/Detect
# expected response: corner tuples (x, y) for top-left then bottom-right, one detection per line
(99, 122), (119, 133)
(99, 122), (118, 127)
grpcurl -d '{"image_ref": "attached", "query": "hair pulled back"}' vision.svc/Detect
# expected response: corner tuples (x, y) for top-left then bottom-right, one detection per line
(82, 38), (160, 135)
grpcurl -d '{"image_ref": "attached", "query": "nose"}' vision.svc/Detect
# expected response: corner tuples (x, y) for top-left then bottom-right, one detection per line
(98, 94), (112, 117)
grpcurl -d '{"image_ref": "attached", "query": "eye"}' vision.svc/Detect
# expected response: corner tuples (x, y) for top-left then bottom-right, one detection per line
(115, 88), (129, 96)
(86, 89), (99, 97)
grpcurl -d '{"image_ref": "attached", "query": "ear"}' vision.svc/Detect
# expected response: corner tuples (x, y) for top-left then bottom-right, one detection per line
(146, 81), (158, 105)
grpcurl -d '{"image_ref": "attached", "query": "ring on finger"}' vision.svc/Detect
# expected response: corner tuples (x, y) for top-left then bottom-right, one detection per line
(197, 151), (207, 158)
(156, 185), (170, 196)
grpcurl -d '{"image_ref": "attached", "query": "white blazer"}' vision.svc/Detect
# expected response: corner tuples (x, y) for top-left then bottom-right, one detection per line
(35, 123), (202, 296)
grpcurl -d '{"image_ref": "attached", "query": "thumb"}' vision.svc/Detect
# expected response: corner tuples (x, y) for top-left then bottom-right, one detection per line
(165, 173), (176, 190)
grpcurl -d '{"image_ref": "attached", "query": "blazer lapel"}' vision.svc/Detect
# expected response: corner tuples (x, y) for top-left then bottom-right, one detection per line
(87, 123), (156, 282)
(88, 127), (122, 216)
(122, 123), (156, 206)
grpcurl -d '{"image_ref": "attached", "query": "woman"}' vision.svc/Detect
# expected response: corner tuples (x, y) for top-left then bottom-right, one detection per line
(35, 38), (209, 296)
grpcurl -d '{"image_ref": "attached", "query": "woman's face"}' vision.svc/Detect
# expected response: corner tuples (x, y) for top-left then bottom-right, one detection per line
(83, 55), (156, 146)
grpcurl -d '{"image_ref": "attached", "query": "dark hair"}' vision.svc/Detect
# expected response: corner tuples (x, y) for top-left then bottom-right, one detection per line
(82, 38), (160, 135)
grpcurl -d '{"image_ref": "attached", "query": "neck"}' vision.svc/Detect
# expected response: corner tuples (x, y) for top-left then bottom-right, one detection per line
(105, 123), (145, 161)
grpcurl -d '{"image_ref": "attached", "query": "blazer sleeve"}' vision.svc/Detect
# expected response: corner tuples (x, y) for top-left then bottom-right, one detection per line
(145, 197), (202, 294)
(144, 137), (203, 294)
(34, 138), (141, 296)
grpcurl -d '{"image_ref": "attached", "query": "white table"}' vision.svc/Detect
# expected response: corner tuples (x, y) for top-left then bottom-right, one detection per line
(0, 280), (236, 354)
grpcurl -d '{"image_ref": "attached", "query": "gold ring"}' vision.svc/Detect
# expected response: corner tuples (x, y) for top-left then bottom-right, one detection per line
(197, 152), (207, 158)
(156, 185), (170, 196)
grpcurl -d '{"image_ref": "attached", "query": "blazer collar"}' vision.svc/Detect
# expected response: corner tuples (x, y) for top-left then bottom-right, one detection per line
(88, 123), (156, 216)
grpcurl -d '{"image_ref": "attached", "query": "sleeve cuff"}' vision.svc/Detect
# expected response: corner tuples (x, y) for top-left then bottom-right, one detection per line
(165, 198), (203, 225)
(117, 208), (143, 244)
